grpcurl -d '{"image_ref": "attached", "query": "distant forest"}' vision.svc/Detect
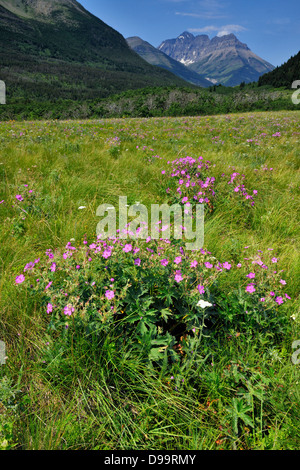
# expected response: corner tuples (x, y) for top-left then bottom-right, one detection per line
(0, 84), (297, 121)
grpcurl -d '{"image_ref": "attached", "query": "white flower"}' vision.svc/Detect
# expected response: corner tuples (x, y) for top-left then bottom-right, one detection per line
(78, 206), (86, 210)
(290, 314), (296, 321)
(197, 300), (213, 309)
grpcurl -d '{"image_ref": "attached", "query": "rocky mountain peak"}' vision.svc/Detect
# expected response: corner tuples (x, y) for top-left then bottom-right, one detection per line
(158, 31), (274, 86)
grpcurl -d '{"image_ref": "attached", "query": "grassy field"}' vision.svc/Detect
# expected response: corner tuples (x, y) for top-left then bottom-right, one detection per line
(0, 110), (299, 450)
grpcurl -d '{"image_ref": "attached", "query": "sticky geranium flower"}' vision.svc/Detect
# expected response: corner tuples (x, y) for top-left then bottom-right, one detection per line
(246, 272), (255, 279)
(271, 258), (278, 263)
(45, 281), (52, 290)
(174, 270), (183, 283)
(105, 290), (115, 300)
(275, 296), (284, 305)
(24, 262), (35, 272)
(174, 256), (182, 265)
(160, 259), (169, 266)
(15, 274), (25, 284)
(47, 303), (53, 314)
(246, 284), (256, 293)
(102, 249), (112, 259)
(198, 285), (205, 294)
(204, 262), (213, 269)
(50, 263), (56, 272)
(46, 249), (54, 259)
(190, 260), (198, 268)
(123, 244), (132, 253)
(279, 279), (286, 285)
(223, 262), (231, 270)
(64, 304), (75, 316)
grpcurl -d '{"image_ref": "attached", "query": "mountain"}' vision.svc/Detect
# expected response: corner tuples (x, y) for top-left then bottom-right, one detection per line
(126, 36), (211, 88)
(158, 31), (275, 87)
(0, 0), (189, 103)
(258, 51), (300, 88)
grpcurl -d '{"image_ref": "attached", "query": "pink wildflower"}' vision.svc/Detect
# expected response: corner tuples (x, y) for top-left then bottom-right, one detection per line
(64, 304), (75, 316)
(223, 262), (232, 270)
(246, 272), (255, 279)
(174, 270), (183, 283)
(246, 284), (256, 293)
(198, 285), (205, 294)
(105, 290), (115, 300)
(102, 249), (112, 259)
(15, 274), (25, 284)
(123, 244), (132, 253)
(50, 263), (56, 272)
(47, 303), (53, 314)
(204, 262), (213, 269)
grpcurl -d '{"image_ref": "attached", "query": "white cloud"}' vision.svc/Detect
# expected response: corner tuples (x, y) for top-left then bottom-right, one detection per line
(175, 11), (227, 19)
(188, 24), (247, 36)
(217, 24), (247, 36)
(175, 0), (228, 20)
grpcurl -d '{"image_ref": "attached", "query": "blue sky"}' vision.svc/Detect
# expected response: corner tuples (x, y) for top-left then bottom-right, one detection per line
(80, 0), (299, 67)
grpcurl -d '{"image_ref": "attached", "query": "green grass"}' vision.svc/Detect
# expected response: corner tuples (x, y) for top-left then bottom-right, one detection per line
(0, 110), (299, 450)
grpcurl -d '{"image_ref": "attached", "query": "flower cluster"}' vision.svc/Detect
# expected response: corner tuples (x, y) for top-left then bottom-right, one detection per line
(164, 155), (258, 212)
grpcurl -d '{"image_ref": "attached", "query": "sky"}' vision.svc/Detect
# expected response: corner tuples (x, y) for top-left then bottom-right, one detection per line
(79, 0), (300, 67)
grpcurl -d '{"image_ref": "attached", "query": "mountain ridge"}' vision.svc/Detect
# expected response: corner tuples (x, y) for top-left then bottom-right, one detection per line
(0, 0), (90, 22)
(258, 50), (300, 88)
(126, 36), (211, 87)
(158, 32), (275, 86)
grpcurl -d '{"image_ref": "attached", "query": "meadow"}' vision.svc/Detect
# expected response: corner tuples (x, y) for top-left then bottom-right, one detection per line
(0, 110), (299, 450)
